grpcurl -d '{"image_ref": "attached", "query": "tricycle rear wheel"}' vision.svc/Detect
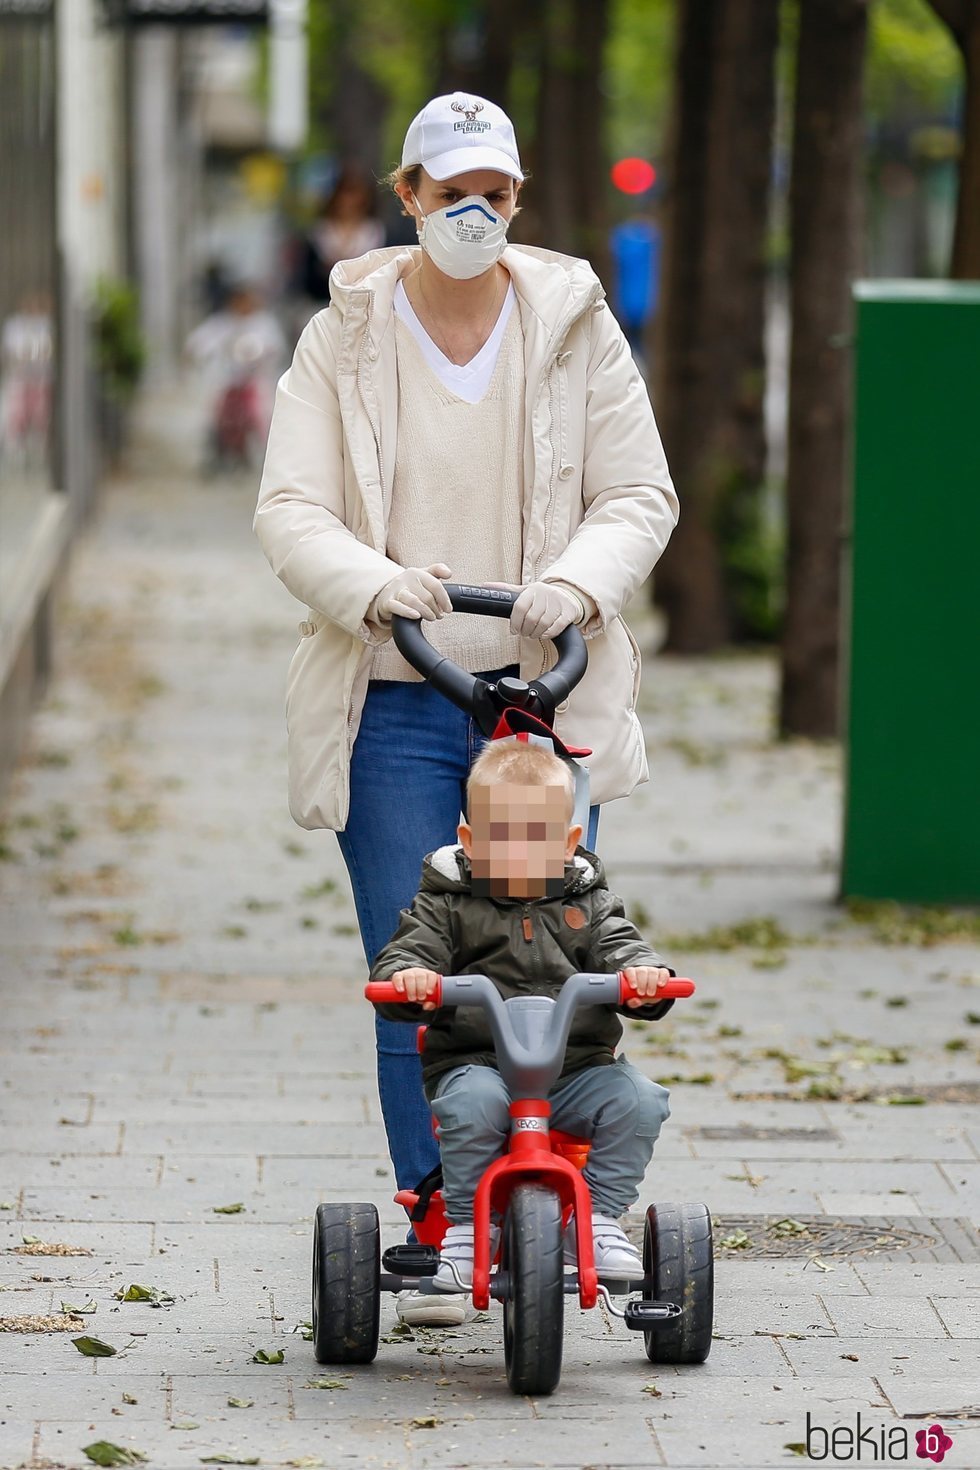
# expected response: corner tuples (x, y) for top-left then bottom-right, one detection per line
(642, 1201), (713, 1363)
(502, 1183), (564, 1395)
(312, 1202), (381, 1364)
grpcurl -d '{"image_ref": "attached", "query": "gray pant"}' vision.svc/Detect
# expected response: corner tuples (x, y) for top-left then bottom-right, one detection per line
(430, 1056), (671, 1223)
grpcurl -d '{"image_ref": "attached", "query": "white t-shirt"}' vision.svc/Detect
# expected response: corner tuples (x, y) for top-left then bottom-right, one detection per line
(393, 279), (516, 405)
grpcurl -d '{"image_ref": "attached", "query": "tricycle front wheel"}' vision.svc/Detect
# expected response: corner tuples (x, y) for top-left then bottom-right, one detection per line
(312, 1201), (381, 1364)
(501, 1183), (565, 1395)
(642, 1201), (713, 1363)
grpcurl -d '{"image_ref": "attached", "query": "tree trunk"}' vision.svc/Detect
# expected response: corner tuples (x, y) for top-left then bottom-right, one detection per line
(652, 0), (778, 653)
(520, 0), (610, 279)
(926, 0), (980, 278)
(779, 0), (869, 738)
(437, 0), (521, 107)
(328, 0), (388, 175)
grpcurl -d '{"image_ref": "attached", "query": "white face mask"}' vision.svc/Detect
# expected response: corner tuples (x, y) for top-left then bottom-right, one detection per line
(412, 192), (510, 280)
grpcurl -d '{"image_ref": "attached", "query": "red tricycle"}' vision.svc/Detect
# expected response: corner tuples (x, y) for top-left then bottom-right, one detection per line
(311, 969), (714, 1395)
(309, 585), (714, 1394)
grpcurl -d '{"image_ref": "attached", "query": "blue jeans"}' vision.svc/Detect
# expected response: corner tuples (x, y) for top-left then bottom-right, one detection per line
(336, 666), (600, 1196)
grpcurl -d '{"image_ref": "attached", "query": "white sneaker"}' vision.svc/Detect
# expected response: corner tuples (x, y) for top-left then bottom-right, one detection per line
(395, 1288), (467, 1328)
(430, 1222), (502, 1292)
(563, 1212), (643, 1280)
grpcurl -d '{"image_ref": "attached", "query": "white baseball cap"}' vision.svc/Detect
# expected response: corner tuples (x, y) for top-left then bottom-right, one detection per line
(401, 92), (523, 183)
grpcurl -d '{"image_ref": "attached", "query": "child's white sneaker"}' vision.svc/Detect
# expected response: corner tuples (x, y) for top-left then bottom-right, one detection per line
(563, 1212), (643, 1280)
(431, 1222), (501, 1292)
(395, 1289), (467, 1327)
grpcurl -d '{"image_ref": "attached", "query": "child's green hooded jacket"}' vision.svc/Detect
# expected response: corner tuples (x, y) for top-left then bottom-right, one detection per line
(370, 844), (674, 1101)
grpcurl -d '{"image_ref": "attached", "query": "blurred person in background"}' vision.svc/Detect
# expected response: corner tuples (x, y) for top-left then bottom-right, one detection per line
(185, 283), (286, 474)
(610, 214), (661, 372)
(0, 290), (53, 467)
(254, 91), (678, 1326)
(301, 164), (386, 305)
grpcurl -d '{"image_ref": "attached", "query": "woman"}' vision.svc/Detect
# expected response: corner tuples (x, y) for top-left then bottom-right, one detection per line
(254, 91), (679, 1325)
(300, 165), (385, 305)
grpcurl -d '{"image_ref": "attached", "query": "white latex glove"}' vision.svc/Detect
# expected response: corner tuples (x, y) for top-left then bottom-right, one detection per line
(368, 563), (453, 623)
(485, 580), (587, 640)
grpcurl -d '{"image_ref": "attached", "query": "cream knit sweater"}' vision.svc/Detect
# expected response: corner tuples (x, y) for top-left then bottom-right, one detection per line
(371, 308), (526, 682)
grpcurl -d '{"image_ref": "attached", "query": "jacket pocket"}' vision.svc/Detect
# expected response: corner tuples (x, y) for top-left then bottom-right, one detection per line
(618, 617), (643, 711)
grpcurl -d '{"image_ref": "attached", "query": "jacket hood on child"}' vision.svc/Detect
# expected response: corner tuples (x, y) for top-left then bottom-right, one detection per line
(371, 842), (674, 1099)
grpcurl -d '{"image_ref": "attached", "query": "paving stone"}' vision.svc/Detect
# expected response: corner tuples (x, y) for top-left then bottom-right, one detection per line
(406, 1415), (660, 1468)
(0, 1373), (168, 1419)
(929, 1296), (980, 1338)
(0, 1420), (36, 1469)
(854, 1262), (980, 1295)
(815, 1191), (926, 1214)
(820, 1295), (953, 1339)
(780, 1335), (974, 1378)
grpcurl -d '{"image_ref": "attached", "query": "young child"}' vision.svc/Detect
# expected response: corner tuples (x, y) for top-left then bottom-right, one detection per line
(370, 738), (675, 1295)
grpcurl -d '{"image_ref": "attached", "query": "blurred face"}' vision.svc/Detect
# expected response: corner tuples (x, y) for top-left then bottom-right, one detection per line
(398, 167), (520, 228)
(459, 783), (582, 899)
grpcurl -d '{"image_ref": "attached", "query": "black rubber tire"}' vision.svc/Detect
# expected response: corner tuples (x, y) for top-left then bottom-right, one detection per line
(312, 1202), (381, 1364)
(642, 1201), (713, 1363)
(501, 1183), (564, 1395)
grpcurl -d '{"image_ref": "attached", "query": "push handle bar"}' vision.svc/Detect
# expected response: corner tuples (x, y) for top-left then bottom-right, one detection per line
(364, 974), (696, 1007)
(391, 583), (588, 731)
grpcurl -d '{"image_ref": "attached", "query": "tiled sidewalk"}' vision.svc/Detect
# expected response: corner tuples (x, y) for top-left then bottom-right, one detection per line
(1, 394), (977, 1468)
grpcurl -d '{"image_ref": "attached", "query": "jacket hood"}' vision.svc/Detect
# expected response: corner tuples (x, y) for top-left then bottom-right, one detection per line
(419, 842), (606, 899)
(327, 243), (605, 353)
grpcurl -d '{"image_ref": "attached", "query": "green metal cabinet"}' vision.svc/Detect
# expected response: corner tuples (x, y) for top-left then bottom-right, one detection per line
(842, 282), (980, 902)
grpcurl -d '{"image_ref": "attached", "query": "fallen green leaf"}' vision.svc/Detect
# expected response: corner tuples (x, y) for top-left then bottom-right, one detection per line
(200, 1457), (260, 1466)
(114, 1283), (174, 1305)
(769, 1217), (809, 1236)
(61, 1299), (97, 1314)
(287, 1460), (325, 1468)
(410, 1416), (441, 1429)
(806, 1076), (844, 1100)
(213, 1203), (246, 1215)
(227, 1397), (254, 1408)
(172, 1421), (200, 1430)
(72, 1335), (117, 1357)
(82, 1443), (147, 1466)
(251, 1348), (284, 1364)
(784, 1443), (807, 1457)
(121, 1394), (138, 1405)
(21, 1234), (43, 1245)
(304, 1378), (350, 1390)
(719, 1229), (752, 1250)
(642, 1383), (662, 1397)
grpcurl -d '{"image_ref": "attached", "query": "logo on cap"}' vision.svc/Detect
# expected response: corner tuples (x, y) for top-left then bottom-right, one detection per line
(451, 97), (491, 134)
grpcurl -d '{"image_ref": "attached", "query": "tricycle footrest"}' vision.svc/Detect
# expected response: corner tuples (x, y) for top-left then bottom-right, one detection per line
(624, 1300), (683, 1330)
(381, 1243), (440, 1276)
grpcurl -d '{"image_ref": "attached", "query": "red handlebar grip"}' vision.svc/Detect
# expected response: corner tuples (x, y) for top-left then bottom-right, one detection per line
(619, 973), (696, 1002)
(364, 979), (443, 1005)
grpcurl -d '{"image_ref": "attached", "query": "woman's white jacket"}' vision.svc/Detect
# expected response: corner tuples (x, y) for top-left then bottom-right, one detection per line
(254, 243), (679, 831)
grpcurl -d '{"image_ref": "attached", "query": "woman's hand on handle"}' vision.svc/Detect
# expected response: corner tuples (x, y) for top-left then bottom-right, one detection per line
(369, 564), (453, 623)
(485, 580), (590, 640)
